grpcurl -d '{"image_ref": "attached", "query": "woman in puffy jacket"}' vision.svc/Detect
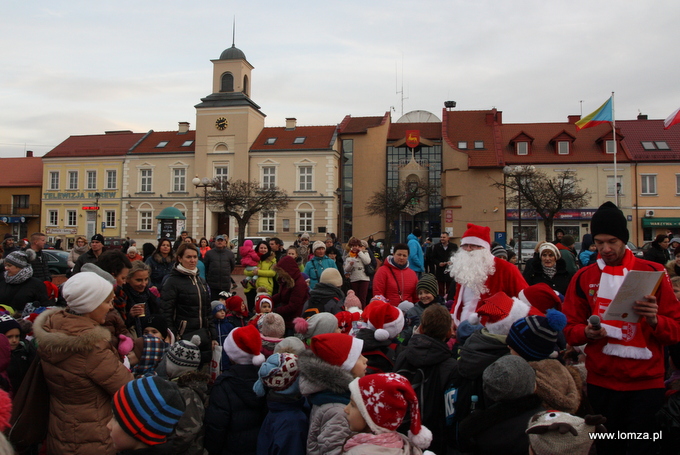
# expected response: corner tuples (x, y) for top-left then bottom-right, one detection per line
(343, 237), (372, 308)
(67, 235), (89, 270)
(372, 243), (419, 306)
(34, 271), (133, 455)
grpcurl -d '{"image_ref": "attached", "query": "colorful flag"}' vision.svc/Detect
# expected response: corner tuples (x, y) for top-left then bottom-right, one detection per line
(664, 108), (680, 130)
(576, 97), (613, 130)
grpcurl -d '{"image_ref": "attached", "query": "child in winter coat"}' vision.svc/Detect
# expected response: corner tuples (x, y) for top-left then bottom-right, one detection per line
(249, 288), (274, 328)
(240, 240), (261, 287)
(299, 333), (368, 455)
(108, 376), (186, 454)
(0, 313), (36, 394)
(210, 301), (236, 372)
(400, 273), (445, 345)
(225, 294), (250, 328)
(343, 372), (434, 455)
(129, 314), (172, 377)
(258, 312), (286, 358)
(254, 353), (309, 455)
(301, 268), (346, 318)
(204, 325), (268, 455)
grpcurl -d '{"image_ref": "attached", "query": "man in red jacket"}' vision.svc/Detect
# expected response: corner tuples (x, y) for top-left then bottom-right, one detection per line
(563, 201), (680, 454)
(448, 223), (528, 326)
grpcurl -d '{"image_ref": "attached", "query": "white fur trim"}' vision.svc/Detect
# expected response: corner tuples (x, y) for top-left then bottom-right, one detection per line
(347, 306), (362, 315)
(341, 337), (364, 371)
(374, 328), (389, 341)
(461, 236), (490, 250)
(603, 343), (653, 360)
(409, 426), (433, 450)
(383, 309), (405, 338)
(485, 297), (530, 336)
(467, 313), (480, 325)
(253, 353), (266, 367)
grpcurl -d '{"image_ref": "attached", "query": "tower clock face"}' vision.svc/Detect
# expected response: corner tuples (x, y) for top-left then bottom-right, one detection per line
(215, 117), (228, 130)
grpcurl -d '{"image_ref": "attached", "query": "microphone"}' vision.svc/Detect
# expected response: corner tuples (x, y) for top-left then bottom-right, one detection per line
(589, 315), (601, 331)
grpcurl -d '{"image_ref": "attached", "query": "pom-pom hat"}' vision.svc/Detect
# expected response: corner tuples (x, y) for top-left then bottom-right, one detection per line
(165, 335), (201, 378)
(349, 373), (433, 449)
(223, 325), (265, 366)
(507, 309), (568, 361)
(4, 249), (35, 269)
(257, 312), (285, 338)
(461, 223), (491, 250)
(310, 332), (363, 372)
(344, 290), (362, 312)
(294, 312), (338, 340)
(519, 283), (563, 313)
(363, 299), (405, 341)
(253, 352), (300, 397)
(0, 314), (20, 335)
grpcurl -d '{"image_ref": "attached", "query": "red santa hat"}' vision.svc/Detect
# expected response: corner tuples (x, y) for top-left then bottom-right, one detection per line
(223, 325), (265, 366)
(335, 310), (361, 334)
(461, 223), (491, 250)
(468, 291), (541, 335)
(363, 299), (405, 341)
(310, 333), (363, 372)
(518, 283), (563, 314)
(349, 373), (432, 449)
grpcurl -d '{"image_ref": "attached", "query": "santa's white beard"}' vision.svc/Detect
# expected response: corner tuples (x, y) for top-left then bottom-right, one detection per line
(450, 248), (496, 297)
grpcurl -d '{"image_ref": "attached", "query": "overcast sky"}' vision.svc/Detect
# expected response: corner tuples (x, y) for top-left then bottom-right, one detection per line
(2, 0), (679, 157)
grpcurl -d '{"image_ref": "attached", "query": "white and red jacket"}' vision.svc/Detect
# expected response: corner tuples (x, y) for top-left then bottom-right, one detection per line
(563, 258), (680, 391)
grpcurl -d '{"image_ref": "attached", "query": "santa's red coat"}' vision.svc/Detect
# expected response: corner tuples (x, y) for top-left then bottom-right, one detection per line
(450, 257), (528, 324)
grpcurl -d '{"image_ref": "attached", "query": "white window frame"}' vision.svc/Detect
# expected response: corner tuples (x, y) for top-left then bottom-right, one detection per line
(298, 165), (313, 191)
(557, 141), (570, 155)
(262, 166), (276, 189)
(298, 211), (313, 233)
(641, 174), (657, 195)
(474, 141), (484, 149)
(66, 210), (77, 226)
(261, 211), (276, 232)
(171, 167), (187, 192)
(457, 141), (468, 149)
(105, 210), (116, 228)
(516, 142), (528, 155)
(68, 171), (78, 190)
(106, 170), (117, 190)
(606, 175), (623, 196)
(140, 211), (153, 231)
(48, 210), (58, 226)
(49, 171), (60, 190)
(605, 140), (616, 154)
(87, 170), (97, 190)
(140, 169), (153, 192)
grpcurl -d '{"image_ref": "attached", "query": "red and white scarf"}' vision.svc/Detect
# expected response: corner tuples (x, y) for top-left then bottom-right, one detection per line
(596, 249), (652, 359)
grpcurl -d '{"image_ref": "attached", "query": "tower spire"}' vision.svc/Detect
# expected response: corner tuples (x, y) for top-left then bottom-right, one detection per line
(232, 16), (236, 47)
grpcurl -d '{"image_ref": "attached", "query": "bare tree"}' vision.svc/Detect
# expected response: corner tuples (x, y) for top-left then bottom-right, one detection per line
(365, 179), (439, 253)
(494, 167), (591, 242)
(206, 179), (290, 253)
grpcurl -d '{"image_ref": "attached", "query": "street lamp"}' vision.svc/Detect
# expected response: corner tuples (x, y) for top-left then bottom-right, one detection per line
(503, 165), (535, 265)
(94, 192), (101, 234)
(192, 176), (215, 239)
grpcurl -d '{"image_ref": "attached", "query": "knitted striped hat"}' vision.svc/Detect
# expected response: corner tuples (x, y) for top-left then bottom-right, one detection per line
(507, 309), (567, 361)
(416, 273), (438, 298)
(112, 376), (185, 446)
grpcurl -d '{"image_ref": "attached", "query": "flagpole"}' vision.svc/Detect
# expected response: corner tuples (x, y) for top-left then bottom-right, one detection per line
(612, 91), (617, 207)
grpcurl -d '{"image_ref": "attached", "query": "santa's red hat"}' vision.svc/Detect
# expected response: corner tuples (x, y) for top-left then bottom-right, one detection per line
(468, 291), (540, 335)
(223, 325), (265, 366)
(461, 223), (491, 250)
(349, 373), (432, 449)
(363, 299), (404, 341)
(310, 333), (363, 372)
(518, 283), (563, 313)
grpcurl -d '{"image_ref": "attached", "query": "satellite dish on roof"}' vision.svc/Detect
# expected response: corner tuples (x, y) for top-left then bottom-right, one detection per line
(396, 110), (441, 123)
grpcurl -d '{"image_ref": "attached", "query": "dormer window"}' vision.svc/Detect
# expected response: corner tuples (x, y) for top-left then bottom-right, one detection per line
(516, 142), (529, 155)
(458, 141), (468, 149)
(294, 137), (306, 144)
(156, 141), (169, 148)
(656, 141), (670, 149)
(557, 141), (570, 155)
(474, 141), (484, 149)
(606, 140), (616, 154)
(265, 138), (277, 145)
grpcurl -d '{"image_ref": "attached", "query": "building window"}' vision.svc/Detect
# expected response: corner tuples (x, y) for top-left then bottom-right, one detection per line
(106, 170), (117, 189)
(516, 142), (528, 155)
(173, 168), (186, 192)
(607, 175), (623, 196)
(49, 172), (59, 190)
(457, 141), (468, 149)
(298, 211), (312, 232)
(641, 141), (656, 150)
(181, 140), (194, 147)
(656, 141), (670, 150)
(474, 141), (484, 149)
(220, 72), (234, 92)
(641, 174), (657, 195)
(265, 138), (277, 145)
(293, 137), (306, 144)
(299, 166), (313, 191)
(87, 171), (97, 189)
(261, 211), (275, 232)
(105, 210), (116, 228)
(262, 166), (276, 188)
(12, 195), (29, 209)
(68, 171), (78, 190)
(156, 141), (169, 148)
(140, 211), (152, 231)
(140, 169), (152, 192)
(606, 140), (616, 154)
(557, 141), (570, 155)
(66, 210), (77, 226)
(48, 210), (58, 226)
(676, 174), (680, 195)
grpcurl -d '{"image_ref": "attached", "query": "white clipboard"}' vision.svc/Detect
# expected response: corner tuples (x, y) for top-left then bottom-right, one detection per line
(602, 270), (664, 323)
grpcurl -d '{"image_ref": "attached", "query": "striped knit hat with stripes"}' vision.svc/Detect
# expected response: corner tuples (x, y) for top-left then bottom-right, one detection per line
(112, 376), (186, 446)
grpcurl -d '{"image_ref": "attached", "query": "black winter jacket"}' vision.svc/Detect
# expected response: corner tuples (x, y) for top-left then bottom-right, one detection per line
(204, 364), (267, 455)
(159, 268), (211, 341)
(203, 247), (236, 294)
(522, 257), (573, 296)
(0, 274), (49, 312)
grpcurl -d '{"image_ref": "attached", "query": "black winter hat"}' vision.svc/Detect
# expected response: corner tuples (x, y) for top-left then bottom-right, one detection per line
(590, 201), (629, 244)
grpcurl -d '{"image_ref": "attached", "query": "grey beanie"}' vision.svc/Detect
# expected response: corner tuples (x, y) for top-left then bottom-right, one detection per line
(483, 355), (536, 402)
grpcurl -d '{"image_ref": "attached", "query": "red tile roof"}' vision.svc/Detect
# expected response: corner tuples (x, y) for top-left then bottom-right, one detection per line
(251, 125), (337, 151)
(443, 109), (502, 167)
(130, 130), (196, 154)
(388, 122), (441, 141)
(338, 114), (389, 134)
(44, 131), (146, 158)
(616, 119), (680, 161)
(0, 157), (43, 186)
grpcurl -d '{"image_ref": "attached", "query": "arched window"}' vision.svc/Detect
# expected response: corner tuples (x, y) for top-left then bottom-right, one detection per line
(243, 75), (249, 96)
(221, 73), (234, 92)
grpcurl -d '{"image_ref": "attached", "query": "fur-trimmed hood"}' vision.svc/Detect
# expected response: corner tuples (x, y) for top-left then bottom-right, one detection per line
(298, 349), (353, 396)
(273, 255), (301, 288)
(33, 307), (111, 364)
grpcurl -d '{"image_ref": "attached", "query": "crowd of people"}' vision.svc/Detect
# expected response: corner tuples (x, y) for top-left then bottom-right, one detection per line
(2, 203), (680, 454)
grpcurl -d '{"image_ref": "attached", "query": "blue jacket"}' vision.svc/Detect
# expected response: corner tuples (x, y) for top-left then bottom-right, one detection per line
(303, 256), (338, 290)
(257, 395), (309, 455)
(407, 233), (424, 273)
